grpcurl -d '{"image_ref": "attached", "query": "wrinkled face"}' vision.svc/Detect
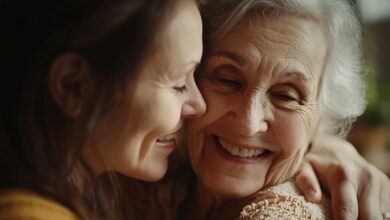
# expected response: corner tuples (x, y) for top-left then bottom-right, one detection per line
(187, 16), (328, 198)
(84, 0), (205, 181)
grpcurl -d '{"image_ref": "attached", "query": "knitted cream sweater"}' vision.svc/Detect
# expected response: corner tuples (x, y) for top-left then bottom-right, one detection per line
(238, 180), (331, 220)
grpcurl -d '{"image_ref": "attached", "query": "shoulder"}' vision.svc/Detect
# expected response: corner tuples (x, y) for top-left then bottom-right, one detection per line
(238, 180), (331, 220)
(0, 188), (80, 220)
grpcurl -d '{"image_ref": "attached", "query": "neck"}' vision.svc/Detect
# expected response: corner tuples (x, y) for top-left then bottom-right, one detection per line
(181, 180), (245, 220)
(196, 180), (225, 217)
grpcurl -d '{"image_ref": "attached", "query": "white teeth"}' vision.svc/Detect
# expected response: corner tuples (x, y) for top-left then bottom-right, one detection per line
(219, 138), (266, 158)
(158, 134), (175, 141)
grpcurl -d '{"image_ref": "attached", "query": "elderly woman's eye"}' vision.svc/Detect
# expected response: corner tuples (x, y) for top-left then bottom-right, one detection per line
(209, 65), (243, 89)
(270, 85), (301, 105)
(272, 92), (298, 102)
(216, 78), (241, 88)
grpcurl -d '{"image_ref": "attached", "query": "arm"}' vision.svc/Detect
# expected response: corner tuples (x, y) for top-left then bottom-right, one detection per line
(295, 134), (390, 220)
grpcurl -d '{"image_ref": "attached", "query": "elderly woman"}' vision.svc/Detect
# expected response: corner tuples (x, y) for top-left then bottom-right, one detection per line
(181, 0), (389, 219)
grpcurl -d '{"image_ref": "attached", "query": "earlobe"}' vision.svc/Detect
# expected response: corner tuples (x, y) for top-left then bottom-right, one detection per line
(48, 53), (90, 117)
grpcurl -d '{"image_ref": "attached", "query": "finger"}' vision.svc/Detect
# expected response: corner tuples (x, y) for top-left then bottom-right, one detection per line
(331, 180), (358, 220)
(355, 166), (383, 220)
(306, 154), (360, 220)
(295, 162), (322, 203)
(357, 179), (381, 220)
(304, 154), (332, 190)
(380, 175), (390, 212)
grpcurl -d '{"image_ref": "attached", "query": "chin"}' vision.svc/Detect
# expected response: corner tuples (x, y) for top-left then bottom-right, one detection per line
(214, 185), (261, 199)
(204, 177), (264, 199)
(140, 161), (169, 182)
(119, 160), (168, 182)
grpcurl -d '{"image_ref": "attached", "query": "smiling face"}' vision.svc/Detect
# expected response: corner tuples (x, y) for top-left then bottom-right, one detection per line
(83, 0), (205, 181)
(187, 15), (328, 198)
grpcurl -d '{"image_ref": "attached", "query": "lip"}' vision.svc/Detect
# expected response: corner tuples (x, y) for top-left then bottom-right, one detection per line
(211, 135), (273, 163)
(155, 139), (176, 149)
(155, 126), (182, 150)
(218, 136), (269, 151)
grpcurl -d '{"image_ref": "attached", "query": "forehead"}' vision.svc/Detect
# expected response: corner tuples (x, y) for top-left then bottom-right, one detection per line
(160, 0), (202, 58)
(211, 15), (328, 78)
(153, 0), (202, 74)
(138, 0), (202, 81)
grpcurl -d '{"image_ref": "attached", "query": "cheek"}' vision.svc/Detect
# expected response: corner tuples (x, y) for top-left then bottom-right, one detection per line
(265, 118), (307, 185)
(160, 102), (181, 124)
(151, 93), (183, 129)
(186, 91), (226, 171)
(265, 110), (320, 185)
(275, 109), (319, 155)
(186, 120), (206, 172)
(199, 89), (232, 126)
(124, 92), (183, 146)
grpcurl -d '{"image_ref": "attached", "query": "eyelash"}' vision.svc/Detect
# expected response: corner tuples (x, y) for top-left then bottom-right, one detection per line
(216, 78), (242, 88)
(272, 92), (298, 102)
(174, 85), (187, 93)
(210, 66), (303, 104)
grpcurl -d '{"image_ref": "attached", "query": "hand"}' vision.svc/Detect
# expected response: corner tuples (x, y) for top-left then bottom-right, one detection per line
(295, 134), (390, 220)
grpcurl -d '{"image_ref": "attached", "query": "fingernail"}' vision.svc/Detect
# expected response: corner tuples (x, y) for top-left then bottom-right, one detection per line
(306, 189), (320, 202)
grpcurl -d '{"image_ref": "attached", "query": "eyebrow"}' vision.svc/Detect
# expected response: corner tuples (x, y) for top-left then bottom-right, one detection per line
(210, 51), (311, 82)
(282, 71), (310, 82)
(210, 51), (246, 66)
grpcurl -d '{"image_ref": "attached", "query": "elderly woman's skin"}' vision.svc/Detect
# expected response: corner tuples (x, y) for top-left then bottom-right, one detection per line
(297, 134), (390, 220)
(182, 4), (390, 220)
(186, 15), (327, 218)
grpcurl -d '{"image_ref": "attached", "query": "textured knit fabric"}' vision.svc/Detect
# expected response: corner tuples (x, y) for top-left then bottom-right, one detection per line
(0, 189), (79, 220)
(238, 180), (331, 220)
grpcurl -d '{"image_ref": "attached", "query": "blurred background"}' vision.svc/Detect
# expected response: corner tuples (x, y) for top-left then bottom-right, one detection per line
(348, 0), (390, 176)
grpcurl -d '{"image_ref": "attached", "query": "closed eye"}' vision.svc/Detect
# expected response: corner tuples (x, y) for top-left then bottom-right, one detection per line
(271, 92), (298, 102)
(174, 85), (187, 93)
(210, 64), (244, 91)
(216, 78), (242, 88)
(269, 84), (303, 109)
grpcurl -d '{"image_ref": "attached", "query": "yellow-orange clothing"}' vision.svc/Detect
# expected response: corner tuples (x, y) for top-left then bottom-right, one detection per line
(0, 189), (79, 220)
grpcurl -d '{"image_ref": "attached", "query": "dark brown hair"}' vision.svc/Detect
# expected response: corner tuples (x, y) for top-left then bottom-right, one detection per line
(0, 0), (180, 219)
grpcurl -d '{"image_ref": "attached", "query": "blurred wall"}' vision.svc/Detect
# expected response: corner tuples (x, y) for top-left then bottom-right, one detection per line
(348, 0), (390, 176)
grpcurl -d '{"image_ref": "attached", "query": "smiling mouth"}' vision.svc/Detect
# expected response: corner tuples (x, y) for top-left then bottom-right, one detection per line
(155, 133), (177, 149)
(157, 133), (176, 142)
(213, 135), (273, 158)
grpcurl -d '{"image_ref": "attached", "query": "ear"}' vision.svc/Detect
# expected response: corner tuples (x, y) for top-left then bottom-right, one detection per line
(48, 53), (90, 117)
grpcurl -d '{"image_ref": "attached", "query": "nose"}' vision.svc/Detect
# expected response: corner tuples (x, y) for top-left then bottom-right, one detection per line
(231, 94), (268, 136)
(181, 76), (206, 118)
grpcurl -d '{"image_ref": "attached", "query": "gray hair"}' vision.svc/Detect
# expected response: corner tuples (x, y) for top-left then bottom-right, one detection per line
(201, 0), (366, 137)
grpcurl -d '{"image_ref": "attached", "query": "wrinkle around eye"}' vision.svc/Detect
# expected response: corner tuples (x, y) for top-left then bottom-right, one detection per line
(208, 75), (244, 95)
(198, 71), (242, 95)
(271, 99), (301, 110)
(214, 65), (244, 88)
(269, 89), (302, 110)
(198, 75), (239, 96)
(270, 82), (305, 101)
